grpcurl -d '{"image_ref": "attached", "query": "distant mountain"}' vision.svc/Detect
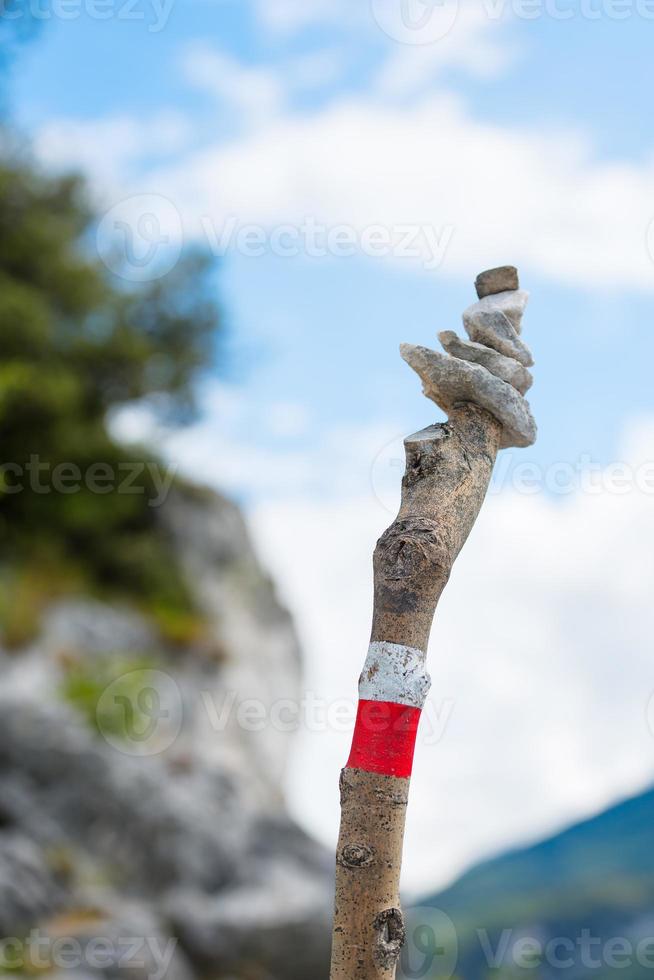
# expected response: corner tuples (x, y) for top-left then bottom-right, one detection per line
(417, 788), (654, 979)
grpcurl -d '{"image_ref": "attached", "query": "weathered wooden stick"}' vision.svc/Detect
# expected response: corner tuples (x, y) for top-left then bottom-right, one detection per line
(330, 267), (537, 979)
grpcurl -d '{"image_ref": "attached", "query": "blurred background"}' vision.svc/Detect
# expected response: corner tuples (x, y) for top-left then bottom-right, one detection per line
(1, 1), (654, 977)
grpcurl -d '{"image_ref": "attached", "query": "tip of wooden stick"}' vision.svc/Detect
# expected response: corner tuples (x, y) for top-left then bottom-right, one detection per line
(404, 424), (446, 446)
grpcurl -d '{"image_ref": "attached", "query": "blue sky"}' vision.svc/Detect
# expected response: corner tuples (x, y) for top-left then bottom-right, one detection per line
(9, 0), (654, 487)
(7, 0), (654, 892)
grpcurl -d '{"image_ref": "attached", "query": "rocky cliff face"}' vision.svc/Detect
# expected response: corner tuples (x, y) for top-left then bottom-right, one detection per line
(0, 485), (333, 979)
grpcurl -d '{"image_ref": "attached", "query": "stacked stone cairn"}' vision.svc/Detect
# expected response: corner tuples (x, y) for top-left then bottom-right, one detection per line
(401, 265), (537, 448)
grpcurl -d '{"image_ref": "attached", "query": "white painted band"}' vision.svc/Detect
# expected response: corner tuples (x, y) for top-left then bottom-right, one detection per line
(358, 641), (431, 709)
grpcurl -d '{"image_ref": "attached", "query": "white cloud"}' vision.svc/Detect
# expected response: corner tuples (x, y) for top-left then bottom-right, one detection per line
(33, 6), (654, 291)
(252, 0), (355, 34)
(142, 90), (654, 289)
(249, 417), (654, 893)
(266, 402), (312, 439)
(33, 112), (191, 185)
(179, 42), (350, 123)
(180, 43), (286, 125)
(286, 48), (350, 92)
(250, 0), (518, 97)
(374, 2), (518, 96)
(110, 383), (400, 502)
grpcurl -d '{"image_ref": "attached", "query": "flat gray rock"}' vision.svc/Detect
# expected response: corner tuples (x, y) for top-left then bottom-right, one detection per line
(166, 864), (332, 980)
(438, 330), (533, 395)
(0, 833), (64, 934)
(400, 344), (537, 449)
(475, 265), (519, 298)
(463, 309), (534, 367)
(463, 289), (529, 334)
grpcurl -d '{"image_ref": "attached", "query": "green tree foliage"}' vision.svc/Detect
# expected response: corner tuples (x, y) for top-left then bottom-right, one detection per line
(0, 151), (222, 645)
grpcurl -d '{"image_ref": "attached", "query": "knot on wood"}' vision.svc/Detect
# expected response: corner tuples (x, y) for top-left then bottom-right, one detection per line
(403, 440), (445, 486)
(376, 518), (451, 583)
(339, 843), (375, 869)
(373, 907), (406, 970)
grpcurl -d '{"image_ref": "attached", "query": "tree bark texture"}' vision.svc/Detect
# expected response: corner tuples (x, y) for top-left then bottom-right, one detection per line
(329, 404), (502, 980)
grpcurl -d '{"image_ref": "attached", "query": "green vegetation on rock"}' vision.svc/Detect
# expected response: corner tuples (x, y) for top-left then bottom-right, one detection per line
(60, 653), (160, 741)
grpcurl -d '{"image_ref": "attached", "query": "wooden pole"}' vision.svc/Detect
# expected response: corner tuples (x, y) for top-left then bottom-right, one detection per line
(330, 267), (534, 979)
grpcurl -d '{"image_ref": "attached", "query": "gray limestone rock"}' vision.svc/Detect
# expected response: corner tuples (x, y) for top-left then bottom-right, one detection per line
(0, 484), (333, 979)
(165, 863), (332, 980)
(463, 309), (534, 367)
(475, 265), (519, 298)
(0, 697), (243, 893)
(438, 330), (533, 395)
(0, 833), (64, 934)
(40, 600), (159, 659)
(41, 900), (195, 980)
(463, 288), (529, 334)
(400, 344), (537, 448)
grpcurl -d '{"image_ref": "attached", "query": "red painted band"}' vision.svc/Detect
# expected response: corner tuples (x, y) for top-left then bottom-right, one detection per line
(346, 699), (421, 779)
